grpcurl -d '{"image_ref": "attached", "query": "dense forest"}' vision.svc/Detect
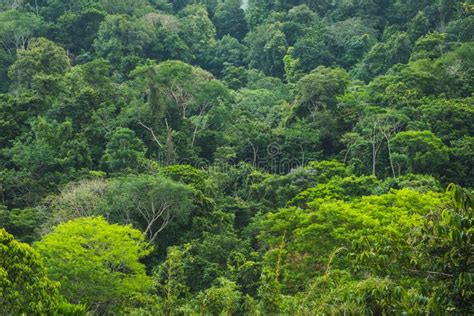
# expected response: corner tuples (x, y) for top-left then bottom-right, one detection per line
(0, 0), (473, 314)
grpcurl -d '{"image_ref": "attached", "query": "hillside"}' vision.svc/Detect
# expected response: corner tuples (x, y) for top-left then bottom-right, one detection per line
(0, 0), (473, 314)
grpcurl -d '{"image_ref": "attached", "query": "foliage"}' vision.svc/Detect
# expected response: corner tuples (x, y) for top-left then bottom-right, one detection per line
(213, 0), (248, 41)
(0, 0), (473, 314)
(418, 184), (473, 313)
(8, 37), (70, 92)
(245, 23), (288, 77)
(195, 277), (242, 315)
(102, 174), (193, 243)
(0, 228), (61, 314)
(0, 9), (44, 55)
(101, 128), (147, 173)
(34, 217), (154, 313)
(257, 189), (444, 291)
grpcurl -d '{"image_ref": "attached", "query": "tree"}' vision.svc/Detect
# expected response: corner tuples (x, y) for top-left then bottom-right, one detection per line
(0, 48), (13, 92)
(41, 178), (107, 233)
(129, 60), (231, 163)
(407, 11), (432, 40)
(204, 35), (247, 76)
(435, 42), (474, 97)
(245, 23), (288, 77)
(182, 229), (254, 292)
(179, 4), (216, 62)
(0, 228), (61, 314)
(234, 88), (285, 126)
(54, 5), (105, 54)
(0, 9), (44, 55)
(293, 66), (348, 118)
(283, 4), (319, 45)
(0, 93), (45, 149)
(93, 14), (153, 66)
(419, 98), (474, 143)
(98, 0), (152, 15)
(6, 117), (91, 180)
(34, 217), (154, 314)
(292, 27), (334, 73)
(437, 0), (463, 30)
(252, 160), (352, 209)
(290, 175), (381, 206)
(8, 37), (70, 92)
(447, 14), (474, 41)
(102, 174), (193, 243)
(449, 136), (474, 187)
(392, 130), (449, 176)
(212, 0), (248, 40)
(355, 107), (407, 177)
(40, 0), (95, 20)
(0, 0), (27, 11)
(133, 60), (218, 124)
(417, 184), (473, 314)
(324, 18), (377, 69)
(143, 15), (192, 62)
(257, 189), (444, 291)
(354, 32), (412, 82)
(410, 32), (449, 61)
(195, 277), (242, 315)
(283, 47), (303, 83)
(154, 246), (191, 314)
(101, 128), (147, 173)
(0, 206), (44, 243)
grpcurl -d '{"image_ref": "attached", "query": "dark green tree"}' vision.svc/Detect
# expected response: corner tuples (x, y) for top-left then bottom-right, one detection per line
(213, 0), (248, 40)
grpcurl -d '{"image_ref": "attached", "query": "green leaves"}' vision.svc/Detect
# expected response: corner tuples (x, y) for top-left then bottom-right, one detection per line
(392, 130), (449, 176)
(102, 128), (147, 173)
(0, 1), (473, 314)
(0, 229), (61, 314)
(417, 184), (474, 313)
(103, 174), (194, 243)
(8, 37), (69, 93)
(0, 10), (45, 55)
(34, 217), (154, 313)
(258, 189), (444, 290)
(293, 66), (349, 116)
(245, 23), (288, 77)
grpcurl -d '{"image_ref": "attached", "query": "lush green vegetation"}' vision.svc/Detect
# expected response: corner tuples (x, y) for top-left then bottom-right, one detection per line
(0, 0), (473, 314)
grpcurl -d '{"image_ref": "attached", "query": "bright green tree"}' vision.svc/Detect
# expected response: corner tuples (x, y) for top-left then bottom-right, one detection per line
(34, 217), (154, 314)
(195, 277), (242, 315)
(0, 228), (61, 314)
(418, 184), (474, 314)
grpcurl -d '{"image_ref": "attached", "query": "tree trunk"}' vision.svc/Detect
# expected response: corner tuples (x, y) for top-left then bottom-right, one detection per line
(385, 136), (396, 178)
(372, 142), (377, 175)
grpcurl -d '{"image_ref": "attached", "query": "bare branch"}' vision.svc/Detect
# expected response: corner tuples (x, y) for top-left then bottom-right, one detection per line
(138, 120), (163, 148)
